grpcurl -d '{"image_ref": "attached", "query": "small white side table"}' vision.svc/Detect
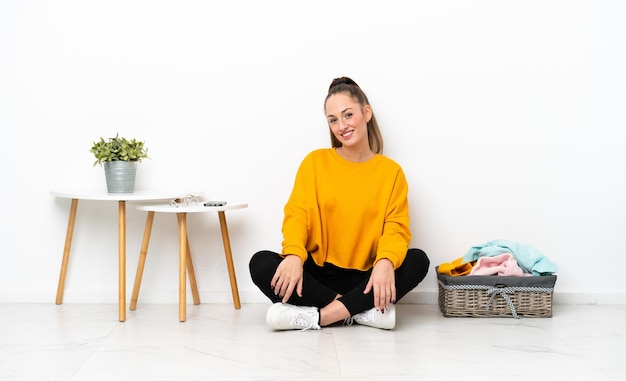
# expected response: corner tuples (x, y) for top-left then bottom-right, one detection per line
(130, 202), (248, 322)
(50, 190), (198, 322)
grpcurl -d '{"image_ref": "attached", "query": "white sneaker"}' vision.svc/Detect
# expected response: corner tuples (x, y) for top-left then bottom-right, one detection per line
(265, 303), (321, 331)
(350, 304), (396, 330)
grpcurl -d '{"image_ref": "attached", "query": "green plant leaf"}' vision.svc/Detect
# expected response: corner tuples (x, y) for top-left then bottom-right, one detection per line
(89, 133), (149, 166)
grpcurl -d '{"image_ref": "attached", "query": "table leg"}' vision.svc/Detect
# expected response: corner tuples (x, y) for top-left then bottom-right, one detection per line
(185, 238), (201, 305)
(130, 211), (155, 311)
(177, 213), (187, 322)
(118, 200), (126, 322)
(218, 211), (241, 309)
(56, 198), (79, 305)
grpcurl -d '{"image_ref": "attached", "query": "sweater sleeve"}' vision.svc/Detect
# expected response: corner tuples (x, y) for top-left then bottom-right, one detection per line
(281, 154), (314, 263)
(375, 168), (411, 269)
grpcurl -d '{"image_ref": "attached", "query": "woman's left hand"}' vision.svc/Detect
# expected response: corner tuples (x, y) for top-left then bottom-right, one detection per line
(364, 258), (396, 312)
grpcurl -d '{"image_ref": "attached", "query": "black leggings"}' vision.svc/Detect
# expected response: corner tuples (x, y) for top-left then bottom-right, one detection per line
(249, 249), (430, 316)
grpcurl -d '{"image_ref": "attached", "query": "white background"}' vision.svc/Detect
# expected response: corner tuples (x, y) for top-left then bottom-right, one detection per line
(1, 0), (624, 304)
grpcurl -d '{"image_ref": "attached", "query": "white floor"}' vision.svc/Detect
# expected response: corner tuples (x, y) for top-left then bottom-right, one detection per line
(0, 303), (625, 381)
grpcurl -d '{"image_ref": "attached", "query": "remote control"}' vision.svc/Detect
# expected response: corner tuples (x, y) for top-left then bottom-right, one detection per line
(204, 201), (227, 207)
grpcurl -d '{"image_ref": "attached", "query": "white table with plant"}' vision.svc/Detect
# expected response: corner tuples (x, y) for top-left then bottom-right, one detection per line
(51, 134), (199, 322)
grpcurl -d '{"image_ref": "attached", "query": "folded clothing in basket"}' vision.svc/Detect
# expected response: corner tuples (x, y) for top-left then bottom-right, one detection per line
(469, 253), (527, 277)
(438, 257), (474, 276)
(462, 239), (558, 276)
(436, 240), (557, 318)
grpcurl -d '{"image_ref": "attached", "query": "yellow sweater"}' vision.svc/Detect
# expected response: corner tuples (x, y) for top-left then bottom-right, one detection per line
(281, 148), (411, 271)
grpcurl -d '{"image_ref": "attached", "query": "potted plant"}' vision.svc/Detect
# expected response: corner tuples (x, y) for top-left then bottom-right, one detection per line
(90, 133), (149, 193)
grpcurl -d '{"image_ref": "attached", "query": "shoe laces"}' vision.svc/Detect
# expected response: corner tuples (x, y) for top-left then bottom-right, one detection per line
(344, 308), (375, 326)
(356, 308), (377, 323)
(292, 312), (321, 331)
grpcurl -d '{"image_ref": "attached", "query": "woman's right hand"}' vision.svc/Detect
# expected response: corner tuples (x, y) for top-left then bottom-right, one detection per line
(271, 254), (304, 303)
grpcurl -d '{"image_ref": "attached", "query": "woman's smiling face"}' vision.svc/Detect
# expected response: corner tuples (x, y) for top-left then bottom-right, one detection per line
(325, 93), (372, 150)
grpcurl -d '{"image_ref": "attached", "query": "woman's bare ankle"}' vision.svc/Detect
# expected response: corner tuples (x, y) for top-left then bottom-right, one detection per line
(319, 300), (350, 326)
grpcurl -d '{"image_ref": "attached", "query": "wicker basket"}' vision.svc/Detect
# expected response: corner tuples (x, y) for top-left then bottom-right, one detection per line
(437, 268), (557, 318)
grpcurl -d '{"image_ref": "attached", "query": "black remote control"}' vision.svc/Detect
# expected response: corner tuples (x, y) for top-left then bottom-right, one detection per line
(204, 201), (227, 207)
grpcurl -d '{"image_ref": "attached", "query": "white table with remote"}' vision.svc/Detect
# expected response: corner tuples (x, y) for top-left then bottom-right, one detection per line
(130, 201), (248, 322)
